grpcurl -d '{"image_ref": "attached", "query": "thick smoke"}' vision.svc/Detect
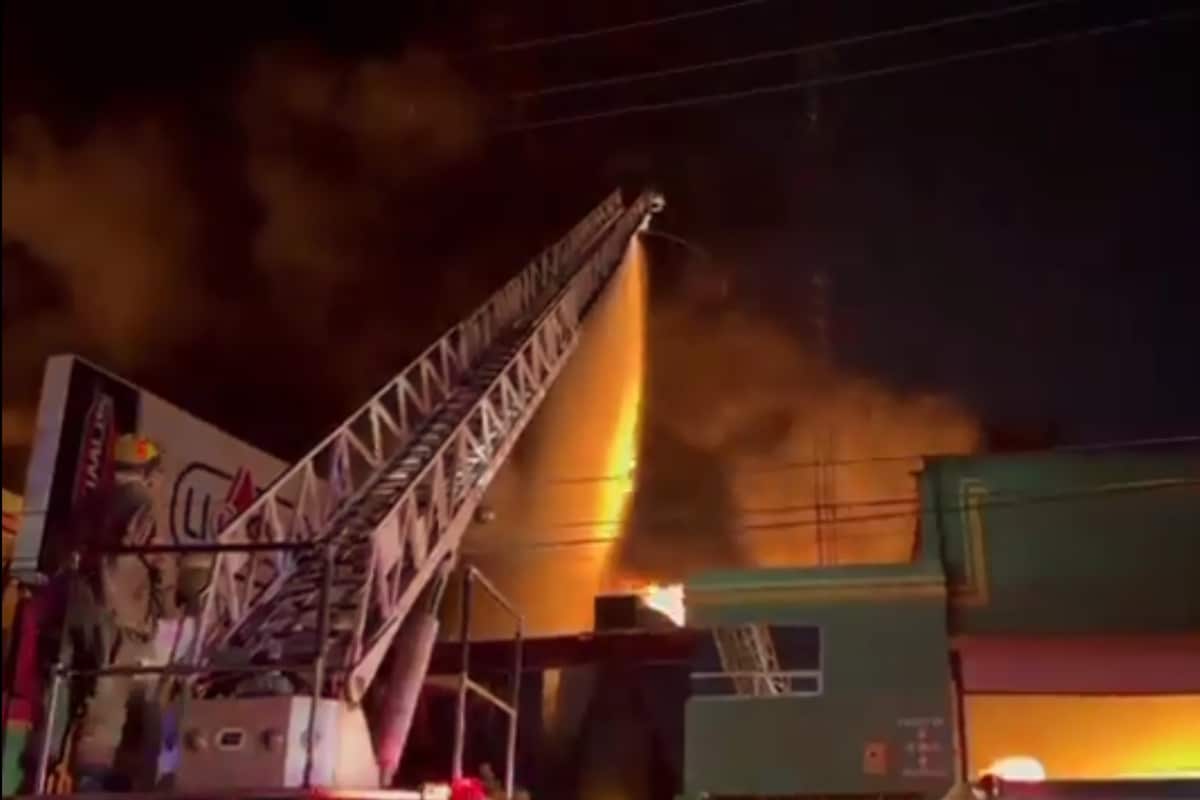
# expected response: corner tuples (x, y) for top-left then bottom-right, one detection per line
(241, 45), (479, 302)
(237, 44), (484, 411)
(3, 34), (974, 612)
(460, 245), (979, 638)
(2, 116), (210, 475)
(2, 43), (483, 474)
(613, 259), (980, 581)
(2, 118), (203, 370)
(1, 408), (36, 450)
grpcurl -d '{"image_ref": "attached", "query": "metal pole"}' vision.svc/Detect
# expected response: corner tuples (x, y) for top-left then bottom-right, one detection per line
(504, 624), (523, 800)
(35, 555), (80, 793)
(466, 568), (521, 619)
(452, 569), (474, 781)
(304, 541), (335, 788)
(33, 663), (64, 794)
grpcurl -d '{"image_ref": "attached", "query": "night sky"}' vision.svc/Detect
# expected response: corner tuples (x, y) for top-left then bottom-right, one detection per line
(5, 1), (1200, 791)
(4, 0), (1199, 478)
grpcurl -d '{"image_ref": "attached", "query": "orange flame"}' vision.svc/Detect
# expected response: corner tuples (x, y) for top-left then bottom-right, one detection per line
(983, 756), (1046, 782)
(640, 582), (685, 626)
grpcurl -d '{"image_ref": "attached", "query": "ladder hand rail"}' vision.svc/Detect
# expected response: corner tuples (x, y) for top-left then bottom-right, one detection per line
(342, 195), (657, 697)
(713, 624), (789, 697)
(207, 196), (652, 694)
(193, 191), (625, 653)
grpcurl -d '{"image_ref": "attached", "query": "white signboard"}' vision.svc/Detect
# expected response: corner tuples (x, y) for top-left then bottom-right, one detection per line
(14, 355), (288, 577)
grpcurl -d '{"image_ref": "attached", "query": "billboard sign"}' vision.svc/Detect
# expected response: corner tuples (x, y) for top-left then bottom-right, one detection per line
(12, 355), (289, 579)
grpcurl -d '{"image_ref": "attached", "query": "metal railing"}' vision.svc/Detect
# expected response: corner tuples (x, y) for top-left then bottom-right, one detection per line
(450, 566), (523, 800)
(689, 669), (823, 698)
(32, 539), (340, 794)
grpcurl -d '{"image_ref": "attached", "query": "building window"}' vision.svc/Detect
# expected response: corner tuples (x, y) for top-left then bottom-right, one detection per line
(690, 624), (822, 698)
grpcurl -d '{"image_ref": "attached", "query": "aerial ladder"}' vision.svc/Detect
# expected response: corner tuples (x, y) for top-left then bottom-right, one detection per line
(118, 189), (666, 794)
(712, 625), (789, 697)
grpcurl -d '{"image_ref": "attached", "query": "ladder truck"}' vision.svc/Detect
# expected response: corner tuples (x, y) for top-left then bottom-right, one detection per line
(23, 189), (662, 800)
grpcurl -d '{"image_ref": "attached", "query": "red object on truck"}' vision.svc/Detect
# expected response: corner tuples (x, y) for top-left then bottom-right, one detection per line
(450, 777), (487, 800)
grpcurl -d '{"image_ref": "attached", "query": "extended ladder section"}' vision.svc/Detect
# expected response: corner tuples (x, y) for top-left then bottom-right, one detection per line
(712, 625), (789, 696)
(192, 189), (661, 701)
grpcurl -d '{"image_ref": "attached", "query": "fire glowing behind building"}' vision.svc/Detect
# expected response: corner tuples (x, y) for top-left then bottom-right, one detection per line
(639, 582), (685, 626)
(460, 239), (648, 638)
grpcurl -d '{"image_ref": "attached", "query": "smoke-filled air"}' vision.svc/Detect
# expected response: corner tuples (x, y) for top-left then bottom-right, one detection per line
(2, 44), (482, 460)
(5, 9), (1198, 790)
(461, 239), (979, 638)
(2, 118), (204, 407)
(3, 36), (979, 641)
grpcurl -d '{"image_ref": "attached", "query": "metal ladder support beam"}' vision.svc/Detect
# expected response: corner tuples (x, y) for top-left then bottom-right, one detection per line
(191, 191), (660, 706)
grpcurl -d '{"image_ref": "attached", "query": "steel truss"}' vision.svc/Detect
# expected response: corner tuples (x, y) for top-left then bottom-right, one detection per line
(192, 190), (659, 702)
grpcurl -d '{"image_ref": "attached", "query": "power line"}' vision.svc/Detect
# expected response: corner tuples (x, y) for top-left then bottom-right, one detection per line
(1054, 434), (1200, 454)
(543, 434), (1200, 486)
(543, 494), (921, 531)
(463, 518), (915, 558)
(500, 9), (1199, 133)
(545, 476), (1198, 531)
(745, 432), (1200, 474)
(546, 453), (931, 485)
(511, 0), (1073, 100)
(9, 437), (1197, 521)
(483, 0), (775, 54)
(462, 476), (1200, 556)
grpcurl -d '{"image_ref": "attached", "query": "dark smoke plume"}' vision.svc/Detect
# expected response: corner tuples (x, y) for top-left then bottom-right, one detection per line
(2, 117), (204, 371)
(241, 44), (480, 303)
(2, 43), (484, 475)
(613, 258), (980, 580)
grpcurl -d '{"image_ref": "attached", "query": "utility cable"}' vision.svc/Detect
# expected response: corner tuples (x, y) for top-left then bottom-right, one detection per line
(462, 476), (1200, 555)
(501, 8), (1199, 133)
(543, 434), (1200, 486)
(544, 494), (922, 531)
(537, 475), (1196, 532)
(482, 0), (776, 54)
(512, 0), (1073, 100)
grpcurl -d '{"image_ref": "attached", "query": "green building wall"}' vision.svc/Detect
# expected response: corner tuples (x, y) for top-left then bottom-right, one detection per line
(680, 445), (1198, 797)
(922, 448), (1200, 635)
(684, 564), (957, 798)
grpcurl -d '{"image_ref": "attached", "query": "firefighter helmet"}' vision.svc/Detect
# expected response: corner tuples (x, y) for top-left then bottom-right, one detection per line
(113, 434), (162, 470)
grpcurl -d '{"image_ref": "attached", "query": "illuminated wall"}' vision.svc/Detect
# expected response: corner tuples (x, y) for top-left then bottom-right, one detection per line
(967, 695), (1200, 779)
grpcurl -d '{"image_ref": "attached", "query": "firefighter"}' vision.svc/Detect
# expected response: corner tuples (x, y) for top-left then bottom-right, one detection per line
(59, 434), (173, 791)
